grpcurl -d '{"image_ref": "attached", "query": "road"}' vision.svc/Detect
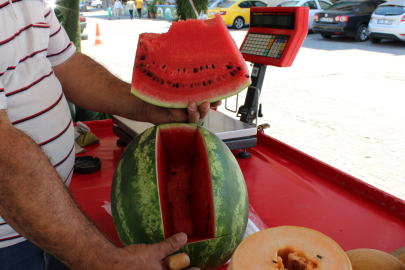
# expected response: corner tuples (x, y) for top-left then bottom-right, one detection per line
(81, 8), (405, 200)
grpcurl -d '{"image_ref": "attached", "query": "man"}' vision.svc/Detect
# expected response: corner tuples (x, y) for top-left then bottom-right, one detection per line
(114, 0), (123, 19)
(0, 0), (217, 269)
(126, 0), (135, 20)
(136, 0), (143, 19)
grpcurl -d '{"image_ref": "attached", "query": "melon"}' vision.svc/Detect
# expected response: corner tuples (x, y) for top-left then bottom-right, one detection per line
(228, 226), (352, 270)
(399, 252), (405, 265)
(346, 248), (405, 270)
(111, 123), (249, 270)
(131, 14), (251, 108)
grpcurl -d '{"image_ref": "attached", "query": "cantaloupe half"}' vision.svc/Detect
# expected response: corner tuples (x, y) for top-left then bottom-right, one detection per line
(346, 248), (405, 270)
(228, 226), (352, 270)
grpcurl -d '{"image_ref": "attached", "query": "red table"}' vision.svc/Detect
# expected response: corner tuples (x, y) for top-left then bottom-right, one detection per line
(70, 120), (405, 269)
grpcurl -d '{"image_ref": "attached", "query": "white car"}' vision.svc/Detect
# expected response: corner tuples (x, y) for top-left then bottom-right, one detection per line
(278, 0), (333, 30)
(368, 0), (405, 43)
(91, 0), (102, 8)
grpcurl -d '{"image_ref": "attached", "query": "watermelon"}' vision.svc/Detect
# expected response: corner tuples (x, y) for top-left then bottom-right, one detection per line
(131, 14), (252, 108)
(111, 123), (249, 270)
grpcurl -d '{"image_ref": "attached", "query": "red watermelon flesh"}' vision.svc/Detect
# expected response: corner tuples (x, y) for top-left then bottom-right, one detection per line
(131, 14), (252, 108)
(156, 125), (215, 243)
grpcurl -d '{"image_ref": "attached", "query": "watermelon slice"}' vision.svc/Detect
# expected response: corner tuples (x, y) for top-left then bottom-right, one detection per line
(131, 14), (251, 108)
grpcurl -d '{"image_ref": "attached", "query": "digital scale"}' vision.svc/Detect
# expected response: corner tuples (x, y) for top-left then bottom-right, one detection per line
(113, 7), (308, 157)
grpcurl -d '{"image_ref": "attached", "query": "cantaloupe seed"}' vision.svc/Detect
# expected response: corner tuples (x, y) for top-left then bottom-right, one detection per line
(274, 246), (318, 270)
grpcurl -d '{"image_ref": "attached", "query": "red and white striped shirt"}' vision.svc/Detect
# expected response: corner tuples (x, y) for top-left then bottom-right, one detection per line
(0, 0), (76, 248)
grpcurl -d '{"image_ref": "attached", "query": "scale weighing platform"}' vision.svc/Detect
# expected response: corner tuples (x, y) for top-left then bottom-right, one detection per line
(113, 7), (309, 153)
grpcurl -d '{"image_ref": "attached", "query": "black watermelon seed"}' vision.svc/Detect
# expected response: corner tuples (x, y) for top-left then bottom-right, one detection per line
(173, 84), (176, 88)
(153, 62), (155, 65)
(139, 63), (143, 67)
(191, 84), (193, 88)
(152, 77), (156, 81)
(162, 65), (166, 69)
(317, 255), (322, 259)
(147, 72), (153, 77)
(272, 261), (277, 264)
(203, 81), (206, 86)
(245, 74), (250, 78)
(177, 68), (180, 73)
(176, 83), (179, 88)
(172, 172), (177, 175)
(230, 72), (235, 76)
(142, 69), (146, 73)
(141, 55), (145, 60)
(208, 80), (211, 84)
(206, 65), (208, 69)
(183, 68), (186, 72)
(227, 65), (232, 69)
(161, 81), (164, 85)
(200, 66), (203, 70)
(237, 67), (241, 71)
(212, 64), (215, 69)
(194, 68), (198, 73)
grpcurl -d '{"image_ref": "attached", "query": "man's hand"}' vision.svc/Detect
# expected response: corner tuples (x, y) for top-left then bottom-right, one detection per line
(119, 233), (199, 270)
(141, 101), (222, 125)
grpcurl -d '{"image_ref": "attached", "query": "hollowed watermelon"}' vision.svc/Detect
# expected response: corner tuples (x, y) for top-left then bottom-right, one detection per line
(131, 14), (251, 108)
(111, 123), (249, 270)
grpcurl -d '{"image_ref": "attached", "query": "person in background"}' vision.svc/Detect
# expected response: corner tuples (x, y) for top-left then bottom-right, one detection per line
(136, 0), (143, 19)
(126, 0), (135, 20)
(114, 0), (123, 19)
(107, 4), (112, 20)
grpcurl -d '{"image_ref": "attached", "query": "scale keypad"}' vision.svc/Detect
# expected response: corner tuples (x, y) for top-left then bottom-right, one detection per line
(240, 33), (290, 59)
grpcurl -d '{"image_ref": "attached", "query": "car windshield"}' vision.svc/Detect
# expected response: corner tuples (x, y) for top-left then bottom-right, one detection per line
(374, 5), (405, 15)
(326, 2), (359, 11)
(279, 1), (299, 6)
(217, 1), (235, 7)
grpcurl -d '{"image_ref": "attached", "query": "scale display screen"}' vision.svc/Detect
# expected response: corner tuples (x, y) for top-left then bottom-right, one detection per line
(251, 12), (295, 30)
(240, 7), (309, 67)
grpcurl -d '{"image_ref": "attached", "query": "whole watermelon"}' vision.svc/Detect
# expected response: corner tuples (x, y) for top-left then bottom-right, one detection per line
(111, 123), (249, 270)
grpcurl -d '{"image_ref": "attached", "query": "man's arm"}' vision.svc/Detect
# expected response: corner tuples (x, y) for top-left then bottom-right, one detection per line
(53, 52), (219, 125)
(0, 110), (190, 269)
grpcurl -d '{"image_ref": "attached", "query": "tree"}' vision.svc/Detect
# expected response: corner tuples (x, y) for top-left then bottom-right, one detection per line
(175, 0), (208, 20)
(55, 0), (81, 52)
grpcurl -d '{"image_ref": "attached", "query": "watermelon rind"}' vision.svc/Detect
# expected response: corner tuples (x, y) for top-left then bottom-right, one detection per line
(130, 79), (251, 109)
(111, 123), (249, 269)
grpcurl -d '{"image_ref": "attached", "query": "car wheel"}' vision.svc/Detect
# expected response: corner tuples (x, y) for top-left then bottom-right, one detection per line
(97, 4), (101, 8)
(321, 34), (332, 39)
(81, 33), (88, 40)
(354, 24), (368, 42)
(233, 17), (245, 29)
(369, 36), (381, 43)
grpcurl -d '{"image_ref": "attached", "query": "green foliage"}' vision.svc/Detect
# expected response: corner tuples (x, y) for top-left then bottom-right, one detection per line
(149, 0), (158, 14)
(175, 0), (208, 20)
(54, 0), (65, 24)
(54, 0), (81, 52)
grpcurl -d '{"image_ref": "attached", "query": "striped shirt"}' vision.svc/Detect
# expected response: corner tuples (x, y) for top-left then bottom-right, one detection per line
(0, 0), (76, 248)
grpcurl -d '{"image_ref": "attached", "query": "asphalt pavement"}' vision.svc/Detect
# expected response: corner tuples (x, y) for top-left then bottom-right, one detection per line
(80, 8), (405, 200)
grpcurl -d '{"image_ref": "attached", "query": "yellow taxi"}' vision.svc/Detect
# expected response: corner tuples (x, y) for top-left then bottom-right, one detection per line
(207, 0), (268, 29)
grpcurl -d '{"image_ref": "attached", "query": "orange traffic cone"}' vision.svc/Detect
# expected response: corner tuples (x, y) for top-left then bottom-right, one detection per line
(94, 23), (102, 46)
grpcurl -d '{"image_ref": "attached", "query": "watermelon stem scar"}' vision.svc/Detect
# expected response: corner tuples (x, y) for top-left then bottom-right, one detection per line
(131, 14), (252, 108)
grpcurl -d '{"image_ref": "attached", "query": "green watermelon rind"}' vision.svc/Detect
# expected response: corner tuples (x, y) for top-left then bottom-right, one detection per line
(131, 79), (251, 108)
(111, 126), (165, 245)
(111, 123), (249, 269)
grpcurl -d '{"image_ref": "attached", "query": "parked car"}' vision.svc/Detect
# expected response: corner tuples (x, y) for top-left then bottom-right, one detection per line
(206, 0), (267, 29)
(91, 0), (102, 8)
(368, 0), (405, 42)
(278, 0), (333, 30)
(313, 0), (386, 41)
(80, 13), (87, 34)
